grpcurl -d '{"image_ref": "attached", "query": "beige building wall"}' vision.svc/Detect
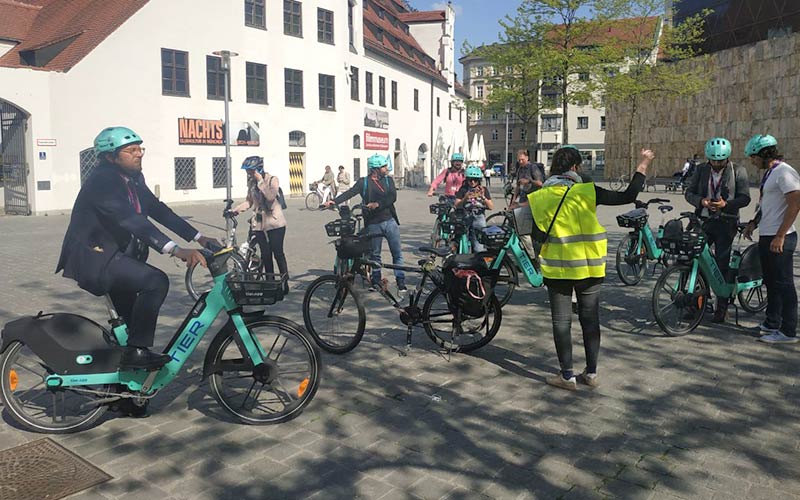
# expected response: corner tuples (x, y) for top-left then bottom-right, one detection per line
(605, 31), (799, 179)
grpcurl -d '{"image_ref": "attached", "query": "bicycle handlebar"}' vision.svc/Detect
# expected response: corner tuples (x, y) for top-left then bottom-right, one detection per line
(634, 198), (670, 209)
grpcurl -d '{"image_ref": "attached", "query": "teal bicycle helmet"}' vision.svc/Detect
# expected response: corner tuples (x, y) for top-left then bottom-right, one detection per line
(367, 154), (389, 170)
(94, 127), (142, 154)
(704, 137), (731, 161)
(451, 152), (465, 162)
(744, 134), (778, 156)
(465, 165), (483, 179)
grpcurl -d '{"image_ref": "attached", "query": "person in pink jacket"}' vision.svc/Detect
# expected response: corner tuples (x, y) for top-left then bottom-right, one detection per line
(427, 152), (466, 199)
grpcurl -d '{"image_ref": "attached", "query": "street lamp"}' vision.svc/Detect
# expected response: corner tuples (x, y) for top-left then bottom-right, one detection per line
(213, 50), (239, 233)
(504, 103), (511, 175)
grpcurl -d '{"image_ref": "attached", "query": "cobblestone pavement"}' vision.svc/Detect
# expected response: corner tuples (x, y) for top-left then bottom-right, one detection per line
(1, 184), (799, 500)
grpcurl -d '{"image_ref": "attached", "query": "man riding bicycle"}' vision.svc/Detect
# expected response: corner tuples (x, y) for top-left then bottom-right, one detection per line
(454, 165), (494, 252)
(427, 152), (466, 199)
(56, 126), (218, 370)
(324, 154), (408, 294)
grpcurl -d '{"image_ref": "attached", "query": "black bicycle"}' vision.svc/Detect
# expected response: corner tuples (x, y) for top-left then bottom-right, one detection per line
(302, 206), (502, 355)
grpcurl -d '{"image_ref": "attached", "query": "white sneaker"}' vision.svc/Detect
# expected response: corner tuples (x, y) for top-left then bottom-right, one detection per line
(758, 332), (799, 344)
(546, 373), (578, 391)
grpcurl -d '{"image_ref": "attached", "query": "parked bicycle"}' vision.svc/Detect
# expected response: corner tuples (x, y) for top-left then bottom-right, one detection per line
(185, 199), (262, 300)
(302, 206), (502, 355)
(0, 247), (321, 433)
(614, 198), (674, 285)
(609, 173), (630, 192)
(305, 181), (334, 210)
(651, 213), (767, 336)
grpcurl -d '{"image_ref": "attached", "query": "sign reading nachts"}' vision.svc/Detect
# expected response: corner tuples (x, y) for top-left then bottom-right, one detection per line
(178, 118), (224, 145)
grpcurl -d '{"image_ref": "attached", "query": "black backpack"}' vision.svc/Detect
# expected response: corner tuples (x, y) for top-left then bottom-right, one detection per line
(442, 254), (498, 318)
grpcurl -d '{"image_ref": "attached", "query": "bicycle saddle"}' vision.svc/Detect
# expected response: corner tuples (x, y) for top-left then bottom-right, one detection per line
(418, 246), (450, 258)
(658, 205), (674, 213)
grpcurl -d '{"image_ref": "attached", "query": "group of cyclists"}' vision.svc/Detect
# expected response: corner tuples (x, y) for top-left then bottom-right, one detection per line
(55, 125), (798, 402)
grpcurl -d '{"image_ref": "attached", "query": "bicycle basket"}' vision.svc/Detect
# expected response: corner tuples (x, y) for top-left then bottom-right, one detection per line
(659, 228), (706, 259)
(477, 225), (511, 249)
(335, 235), (371, 259)
(443, 253), (499, 318)
(616, 208), (649, 229)
(325, 219), (357, 237)
(226, 272), (286, 306)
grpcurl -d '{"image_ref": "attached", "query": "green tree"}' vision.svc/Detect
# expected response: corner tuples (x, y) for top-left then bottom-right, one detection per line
(601, 0), (711, 172)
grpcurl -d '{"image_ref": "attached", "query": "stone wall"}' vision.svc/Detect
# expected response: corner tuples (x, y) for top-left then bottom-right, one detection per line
(605, 31), (800, 179)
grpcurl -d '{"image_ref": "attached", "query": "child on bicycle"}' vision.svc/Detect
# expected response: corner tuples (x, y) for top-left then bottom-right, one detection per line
(455, 165), (494, 252)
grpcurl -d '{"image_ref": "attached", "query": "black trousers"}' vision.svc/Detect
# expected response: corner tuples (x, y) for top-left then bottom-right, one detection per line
(249, 229), (271, 274)
(703, 218), (736, 275)
(264, 226), (288, 276)
(760, 233), (798, 337)
(106, 254), (169, 348)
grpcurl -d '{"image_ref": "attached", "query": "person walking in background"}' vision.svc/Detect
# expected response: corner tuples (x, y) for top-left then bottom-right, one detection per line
(233, 156), (290, 294)
(337, 165), (351, 191)
(484, 164), (492, 187)
(531, 146), (654, 391)
(684, 137), (750, 323)
(743, 134), (800, 344)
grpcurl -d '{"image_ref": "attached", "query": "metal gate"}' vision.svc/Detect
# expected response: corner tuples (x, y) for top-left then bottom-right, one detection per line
(1, 100), (30, 215)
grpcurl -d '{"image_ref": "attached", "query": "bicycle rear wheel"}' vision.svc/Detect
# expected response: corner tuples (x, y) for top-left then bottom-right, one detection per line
(422, 289), (502, 352)
(208, 316), (321, 425)
(738, 284), (767, 313)
(186, 251), (246, 300)
(305, 192), (322, 210)
(302, 275), (366, 353)
(616, 233), (647, 285)
(652, 265), (707, 336)
(488, 253), (517, 307)
(0, 341), (112, 433)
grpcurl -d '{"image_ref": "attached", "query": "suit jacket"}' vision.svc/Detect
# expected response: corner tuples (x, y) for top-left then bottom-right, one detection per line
(56, 162), (199, 295)
(684, 162), (750, 220)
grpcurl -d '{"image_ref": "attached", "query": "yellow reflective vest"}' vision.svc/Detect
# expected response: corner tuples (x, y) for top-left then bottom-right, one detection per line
(529, 182), (607, 280)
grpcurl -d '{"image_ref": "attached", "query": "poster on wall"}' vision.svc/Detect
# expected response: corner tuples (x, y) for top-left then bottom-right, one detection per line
(178, 118), (260, 146)
(364, 131), (389, 150)
(364, 108), (389, 129)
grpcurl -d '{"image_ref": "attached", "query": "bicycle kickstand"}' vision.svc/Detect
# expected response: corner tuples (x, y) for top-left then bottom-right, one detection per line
(401, 325), (412, 357)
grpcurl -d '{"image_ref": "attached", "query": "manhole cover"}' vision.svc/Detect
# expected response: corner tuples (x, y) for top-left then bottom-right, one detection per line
(0, 438), (112, 500)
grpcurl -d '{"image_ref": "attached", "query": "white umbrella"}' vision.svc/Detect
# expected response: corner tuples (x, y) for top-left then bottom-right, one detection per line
(460, 132), (471, 162)
(478, 134), (487, 167)
(469, 133), (480, 164)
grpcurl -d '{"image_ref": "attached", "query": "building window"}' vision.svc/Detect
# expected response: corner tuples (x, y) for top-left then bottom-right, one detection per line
(79, 147), (99, 185)
(491, 113), (498, 120)
(413, 89), (419, 111)
(350, 66), (359, 101)
(542, 115), (562, 131)
(317, 8), (334, 44)
(436, 97), (440, 117)
(521, 128), (527, 141)
(289, 130), (306, 147)
(348, 0), (356, 49)
(492, 129), (498, 141)
(577, 116), (588, 129)
(600, 116), (606, 130)
(391, 80), (397, 109)
(476, 111), (482, 121)
(476, 66), (484, 77)
(366, 72), (373, 103)
(542, 91), (560, 103)
(245, 0), (266, 29)
(284, 68), (303, 107)
(318, 74), (335, 110)
(206, 55), (228, 100)
(284, 0), (302, 37)
(174, 157), (196, 190)
(578, 72), (589, 81)
(353, 134), (360, 149)
(246, 62), (267, 104)
(161, 48), (189, 96)
(379, 76), (386, 107)
(476, 84), (484, 99)
(577, 97), (589, 106)
(212, 157), (227, 188)
(459, 109), (462, 123)
(448, 103), (452, 120)
(508, 128), (513, 141)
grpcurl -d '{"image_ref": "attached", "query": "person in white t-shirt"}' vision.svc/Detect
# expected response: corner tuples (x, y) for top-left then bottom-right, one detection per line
(743, 134), (800, 343)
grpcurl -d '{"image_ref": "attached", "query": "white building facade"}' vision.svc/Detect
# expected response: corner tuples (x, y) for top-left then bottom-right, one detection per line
(0, 0), (469, 214)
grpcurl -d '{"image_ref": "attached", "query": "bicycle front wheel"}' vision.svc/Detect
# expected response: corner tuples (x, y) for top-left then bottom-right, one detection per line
(305, 192), (322, 210)
(302, 275), (366, 354)
(616, 233), (647, 285)
(0, 341), (112, 433)
(208, 316), (321, 425)
(185, 251), (246, 300)
(652, 265), (707, 336)
(422, 289), (502, 353)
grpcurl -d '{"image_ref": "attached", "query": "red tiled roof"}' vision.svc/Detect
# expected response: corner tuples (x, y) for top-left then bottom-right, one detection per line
(546, 16), (661, 48)
(363, 0), (447, 83)
(454, 80), (470, 98)
(0, 0), (149, 72)
(398, 11), (445, 23)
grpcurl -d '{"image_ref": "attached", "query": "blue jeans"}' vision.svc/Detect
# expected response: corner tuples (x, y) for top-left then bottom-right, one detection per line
(759, 232), (797, 337)
(366, 218), (405, 282)
(470, 213), (487, 252)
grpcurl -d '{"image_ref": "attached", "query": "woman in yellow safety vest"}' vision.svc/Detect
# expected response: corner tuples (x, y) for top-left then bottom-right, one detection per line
(531, 146), (654, 391)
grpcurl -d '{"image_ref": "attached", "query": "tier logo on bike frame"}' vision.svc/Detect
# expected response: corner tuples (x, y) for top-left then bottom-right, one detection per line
(178, 118), (260, 146)
(364, 131), (389, 150)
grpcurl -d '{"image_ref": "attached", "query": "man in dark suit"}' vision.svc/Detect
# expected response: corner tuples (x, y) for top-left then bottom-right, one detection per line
(56, 127), (217, 369)
(685, 137), (751, 322)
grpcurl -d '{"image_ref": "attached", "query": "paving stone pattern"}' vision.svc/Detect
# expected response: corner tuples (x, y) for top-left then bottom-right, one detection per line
(0, 186), (798, 500)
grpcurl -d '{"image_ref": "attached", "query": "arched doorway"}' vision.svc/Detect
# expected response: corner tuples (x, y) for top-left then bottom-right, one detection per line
(0, 99), (31, 214)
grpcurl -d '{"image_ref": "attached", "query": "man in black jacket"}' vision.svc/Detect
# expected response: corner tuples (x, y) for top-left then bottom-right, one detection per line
(56, 127), (216, 369)
(685, 137), (751, 322)
(323, 154), (407, 294)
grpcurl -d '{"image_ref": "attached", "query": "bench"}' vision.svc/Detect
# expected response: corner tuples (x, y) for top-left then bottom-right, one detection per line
(643, 176), (686, 193)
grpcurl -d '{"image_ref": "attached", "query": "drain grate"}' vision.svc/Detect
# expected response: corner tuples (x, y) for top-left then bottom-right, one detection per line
(0, 438), (112, 500)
